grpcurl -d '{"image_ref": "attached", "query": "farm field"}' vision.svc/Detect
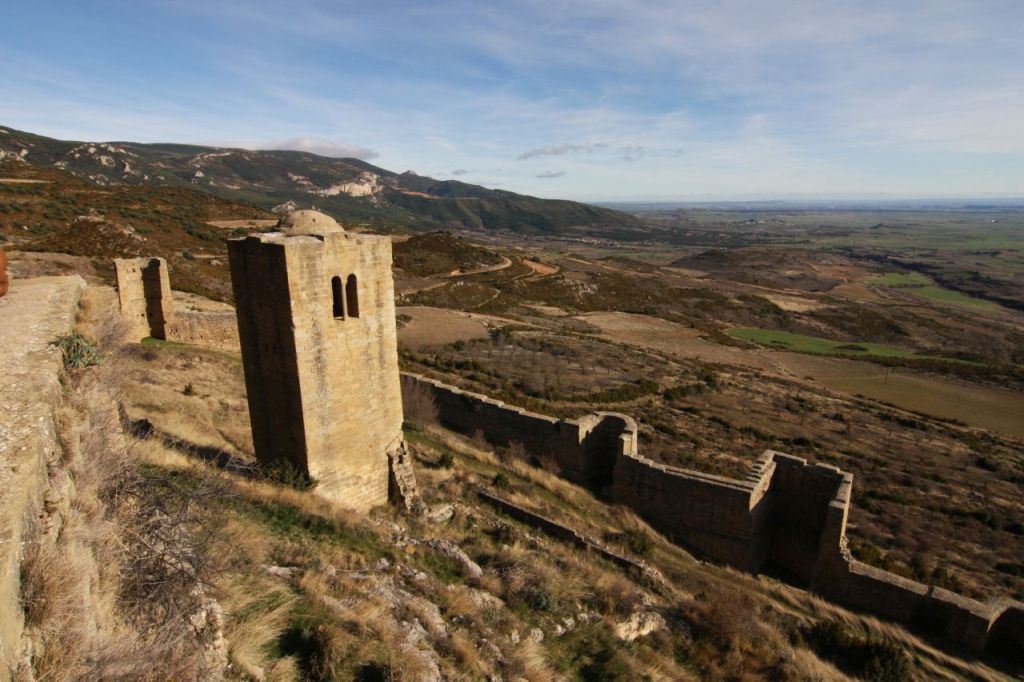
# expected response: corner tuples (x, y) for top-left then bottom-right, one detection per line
(726, 327), (965, 362)
(396, 306), (491, 350)
(580, 314), (1022, 438)
(866, 272), (1000, 310)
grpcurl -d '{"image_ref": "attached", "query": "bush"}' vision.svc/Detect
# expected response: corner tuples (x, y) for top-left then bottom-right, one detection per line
(805, 620), (911, 682)
(995, 561), (1023, 577)
(400, 376), (439, 429)
(861, 639), (912, 682)
(975, 455), (999, 472)
(626, 529), (653, 557)
(524, 586), (553, 611)
(54, 332), (102, 370)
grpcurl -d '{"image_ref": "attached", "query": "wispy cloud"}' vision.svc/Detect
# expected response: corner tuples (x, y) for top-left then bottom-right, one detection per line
(518, 143), (608, 160)
(450, 168), (470, 175)
(536, 170), (565, 178)
(620, 145), (645, 161)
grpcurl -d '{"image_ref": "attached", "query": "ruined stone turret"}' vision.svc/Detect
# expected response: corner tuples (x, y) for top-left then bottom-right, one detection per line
(114, 257), (173, 340)
(227, 211), (405, 511)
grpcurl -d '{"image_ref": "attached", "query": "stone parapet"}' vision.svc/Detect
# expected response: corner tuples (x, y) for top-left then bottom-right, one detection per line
(0, 276), (85, 679)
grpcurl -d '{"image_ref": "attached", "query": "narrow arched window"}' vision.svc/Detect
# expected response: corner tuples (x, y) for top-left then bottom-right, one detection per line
(331, 276), (344, 318)
(346, 274), (360, 318)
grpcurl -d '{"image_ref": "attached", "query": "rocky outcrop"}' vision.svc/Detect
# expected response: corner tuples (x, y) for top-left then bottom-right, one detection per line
(388, 441), (424, 515)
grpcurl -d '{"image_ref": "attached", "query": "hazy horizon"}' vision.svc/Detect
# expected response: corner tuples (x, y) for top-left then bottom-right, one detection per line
(2, 1), (1023, 202)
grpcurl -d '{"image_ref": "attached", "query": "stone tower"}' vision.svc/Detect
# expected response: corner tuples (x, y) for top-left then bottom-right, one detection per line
(114, 257), (174, 340)
(227, 211), (405, 511)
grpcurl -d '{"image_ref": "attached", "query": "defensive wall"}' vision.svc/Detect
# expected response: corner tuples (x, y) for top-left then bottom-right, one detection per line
(0, 276), (86, 679)
(401, 371), (1024, 656)
(164, 309), (240, 352)
(114, 257), (241, 352)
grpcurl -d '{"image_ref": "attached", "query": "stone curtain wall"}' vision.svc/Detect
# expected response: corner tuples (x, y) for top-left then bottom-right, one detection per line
(399, 373), (636, 487)
(400, 371), (1024, 655)
(612, 452), (773, 572)
(167, 311), (240, 352)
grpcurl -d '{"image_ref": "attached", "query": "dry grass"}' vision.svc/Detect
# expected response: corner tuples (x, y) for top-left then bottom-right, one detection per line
(513, 638), (560, 681)
(20, 368), (223, 679)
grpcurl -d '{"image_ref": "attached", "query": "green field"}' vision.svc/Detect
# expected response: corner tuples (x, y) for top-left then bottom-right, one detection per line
(866, 272), (999, 310)
(727, 327), (948, 361)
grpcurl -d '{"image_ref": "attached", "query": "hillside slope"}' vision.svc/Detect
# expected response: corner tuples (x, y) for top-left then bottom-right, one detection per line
(0, 125), (643, 235)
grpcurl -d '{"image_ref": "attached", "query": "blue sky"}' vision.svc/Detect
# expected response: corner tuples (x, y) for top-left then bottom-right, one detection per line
(2, 0), (1022, 200)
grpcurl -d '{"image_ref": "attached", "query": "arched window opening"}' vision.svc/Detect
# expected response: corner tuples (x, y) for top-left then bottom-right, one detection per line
(346, 274), (360, 318)
(331, 276), (345, 318)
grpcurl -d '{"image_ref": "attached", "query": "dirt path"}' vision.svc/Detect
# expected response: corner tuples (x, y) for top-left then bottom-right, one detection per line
(522, 259), (559, 276)
(206, 219), (278, 229)
(444, 256), (512, 277)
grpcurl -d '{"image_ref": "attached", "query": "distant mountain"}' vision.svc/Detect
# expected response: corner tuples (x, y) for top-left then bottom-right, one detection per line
(0, 125), (643, 235)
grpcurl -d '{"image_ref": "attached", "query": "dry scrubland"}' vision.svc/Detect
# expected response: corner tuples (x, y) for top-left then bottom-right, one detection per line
(4, 168), (1024, 678)
(94, 322), (1016, 680)
(393, 229), (1024, 606)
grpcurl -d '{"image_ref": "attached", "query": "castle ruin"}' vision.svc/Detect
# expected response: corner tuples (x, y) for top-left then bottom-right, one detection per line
(226, 211), (406, 511)
(109, 242), (1023, 658)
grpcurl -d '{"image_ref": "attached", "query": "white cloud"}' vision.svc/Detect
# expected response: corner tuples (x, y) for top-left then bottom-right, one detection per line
(256, 136), (378, 160)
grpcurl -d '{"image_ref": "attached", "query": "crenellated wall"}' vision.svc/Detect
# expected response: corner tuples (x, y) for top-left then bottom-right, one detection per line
(612, 450), (773, 572)
(400, 371), (1024, 657)
(401, 373), (636, 489)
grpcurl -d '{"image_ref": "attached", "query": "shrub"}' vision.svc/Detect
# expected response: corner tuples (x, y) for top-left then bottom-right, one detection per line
(975, 455), (998, 472)
(995, 561), (1023, 577)
(524, 586), (553, 611)
(861, 639), (912, 682)
(400, 376), (439, 429)
(663, 383), (705, 401)
(54, 332), (103, 370)
(626, 529), (653, 557)
(805, 620), (911, 682)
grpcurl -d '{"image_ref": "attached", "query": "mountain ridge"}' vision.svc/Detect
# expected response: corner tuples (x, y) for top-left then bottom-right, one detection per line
(0, 125), (643, 234)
